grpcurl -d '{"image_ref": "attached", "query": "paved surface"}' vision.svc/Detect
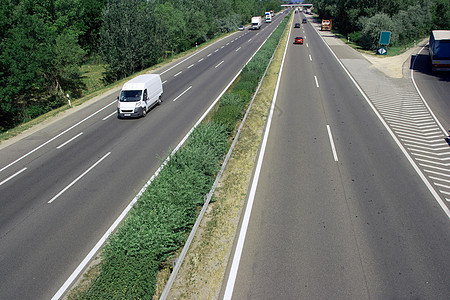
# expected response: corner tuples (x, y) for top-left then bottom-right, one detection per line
(225, 13), (450, 299)
(313, 20), (450, 208)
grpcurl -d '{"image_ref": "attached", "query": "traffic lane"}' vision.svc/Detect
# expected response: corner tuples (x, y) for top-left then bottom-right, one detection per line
(229, 30), (370, 298)
(411, 48), (450, 131)
(309, 24), (450, 296)
(158, 14), (283, 79)
(0, 11), (285, 237)
(0, 21), (272, 234)
(0, 19), (288, 299)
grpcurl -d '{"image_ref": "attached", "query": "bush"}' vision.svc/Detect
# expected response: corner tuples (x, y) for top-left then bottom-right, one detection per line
(359, 13), (397, 50)
(220, 93), (244, 109)
(212, 105), (241, 133)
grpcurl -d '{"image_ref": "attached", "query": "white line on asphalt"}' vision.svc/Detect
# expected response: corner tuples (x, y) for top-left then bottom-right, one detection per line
(187, 64), (194, 69)
(314, 25), (450, 219)
(198, 58), (204, 62)
(52, 25), (263, 299)
(0, 168), (27, 186)
(248, 38), (252, 42)
(172, 86), (192, 102)
(174, 71), (182, 77)
(215, 61), (224, 68)
(48, 152), (111, 203)
(314, 75), (319, 87)
(207, 53), (212, 57)
(215, 49), (219, 52)
(0, 101), (116, 174)
(430, 176), (450, 184)
(236, 47), (241, 52)
(57, 132), (83, 149)
(309, 54), (312, 61)
(411, 45), (447, 135)
(327, 125), (339, 161)
(162, 80), (167, 84)
(221, 46), (225, 48)
(223, 17), (293, 300)
(306, 43), (309, 47)
(102, 112), (117, 120)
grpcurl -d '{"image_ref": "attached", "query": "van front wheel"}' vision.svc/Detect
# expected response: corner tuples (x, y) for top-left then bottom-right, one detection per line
(142, 107), (147, 117)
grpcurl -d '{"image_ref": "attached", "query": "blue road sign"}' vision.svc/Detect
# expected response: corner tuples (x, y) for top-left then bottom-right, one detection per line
(379, 31), (391, 45)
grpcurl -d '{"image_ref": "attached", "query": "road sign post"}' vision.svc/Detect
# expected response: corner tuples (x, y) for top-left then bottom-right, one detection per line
(377, 31), (391, 55)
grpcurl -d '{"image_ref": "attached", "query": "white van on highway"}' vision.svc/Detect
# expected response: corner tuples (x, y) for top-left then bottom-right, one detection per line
(117, 74), (163, 118)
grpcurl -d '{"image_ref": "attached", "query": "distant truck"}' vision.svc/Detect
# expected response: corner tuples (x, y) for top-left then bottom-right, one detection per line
(251, 16), (262, 30)
(429, 30), (450, 71)
(117, 74), (163, 118)
(321, 19), (332, 31)
(265, 12), (272, 23)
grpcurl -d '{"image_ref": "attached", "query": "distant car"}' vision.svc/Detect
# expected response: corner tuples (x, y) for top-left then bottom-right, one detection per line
(238, 25), (245, 31)
(294, 23), (301, 28)
(302, 18), (307, 23)
(294, 36), (304, 44)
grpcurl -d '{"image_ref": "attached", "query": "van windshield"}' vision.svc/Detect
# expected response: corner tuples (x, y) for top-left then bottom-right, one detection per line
(120, 90), (142, 102)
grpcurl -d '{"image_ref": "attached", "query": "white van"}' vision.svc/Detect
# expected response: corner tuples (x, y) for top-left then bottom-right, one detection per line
(117, 74), (163, 118)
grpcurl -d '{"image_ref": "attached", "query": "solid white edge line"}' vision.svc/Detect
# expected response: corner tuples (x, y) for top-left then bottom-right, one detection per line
(48, 152), (111, 204)
(410, 45), (447, 135)
(0, 167), (27, 186)
(53, 21), (276, 300)
(56, 132), (83, 149)
(159, 31), (240, 76)
(312, 23), (450, 219)
(0, 101), (116, 174)
(172, 86), (192, 102)
(327, 125), (339, 161)
(223, 14), (293, 300)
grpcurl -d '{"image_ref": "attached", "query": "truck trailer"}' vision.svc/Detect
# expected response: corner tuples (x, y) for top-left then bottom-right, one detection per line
(429, 30), (450, 71)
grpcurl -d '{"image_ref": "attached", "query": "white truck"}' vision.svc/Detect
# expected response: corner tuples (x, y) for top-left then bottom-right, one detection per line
(265, 12), (272, 23)
(117, 74), (163, 118)
(251, 16), (262, 30)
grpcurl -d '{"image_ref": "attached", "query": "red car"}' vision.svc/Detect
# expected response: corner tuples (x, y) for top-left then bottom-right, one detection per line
(294, 36), (304, 44)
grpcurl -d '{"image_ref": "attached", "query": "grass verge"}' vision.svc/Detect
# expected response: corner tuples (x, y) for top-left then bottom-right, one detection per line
(162, 13), (293, 300)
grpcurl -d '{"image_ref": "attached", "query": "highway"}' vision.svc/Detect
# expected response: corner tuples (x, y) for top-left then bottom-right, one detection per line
(224, 13), (450, 299)
(0, 13), (286, 299)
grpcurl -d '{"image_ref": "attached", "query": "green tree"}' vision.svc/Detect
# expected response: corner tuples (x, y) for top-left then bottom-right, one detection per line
(100, 0), (155, 81)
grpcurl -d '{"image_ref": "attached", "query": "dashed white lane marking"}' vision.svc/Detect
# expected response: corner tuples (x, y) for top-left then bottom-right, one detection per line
(173, 86), (192, 102)
(57, 132), (83, 149)
(215, 61), (224, 68)
(0, 168), (27, 186)
(174, 71), (182, 77)
(48, 152), (111, 203)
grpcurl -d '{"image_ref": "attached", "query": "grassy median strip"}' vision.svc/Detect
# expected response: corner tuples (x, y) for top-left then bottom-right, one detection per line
(163, 13), (293, 300)
(69, 13), (291, 300)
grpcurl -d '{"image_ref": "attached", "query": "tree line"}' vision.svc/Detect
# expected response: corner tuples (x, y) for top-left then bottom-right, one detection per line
(0, 0), (283, 133)
(309, 0), (449, 50)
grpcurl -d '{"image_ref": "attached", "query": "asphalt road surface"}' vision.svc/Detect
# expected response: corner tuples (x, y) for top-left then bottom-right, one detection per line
(224, 13), (450, 299)
(0, 13), (286, 300)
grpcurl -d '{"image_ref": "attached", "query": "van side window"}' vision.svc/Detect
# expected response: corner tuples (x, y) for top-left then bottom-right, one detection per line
(143, 89), (148, 100)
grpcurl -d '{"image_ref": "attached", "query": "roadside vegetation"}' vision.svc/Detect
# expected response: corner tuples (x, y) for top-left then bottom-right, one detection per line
(307, 0), (449, 51)
(67, 12), (290, 299)
(0, 0), (283, 134)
